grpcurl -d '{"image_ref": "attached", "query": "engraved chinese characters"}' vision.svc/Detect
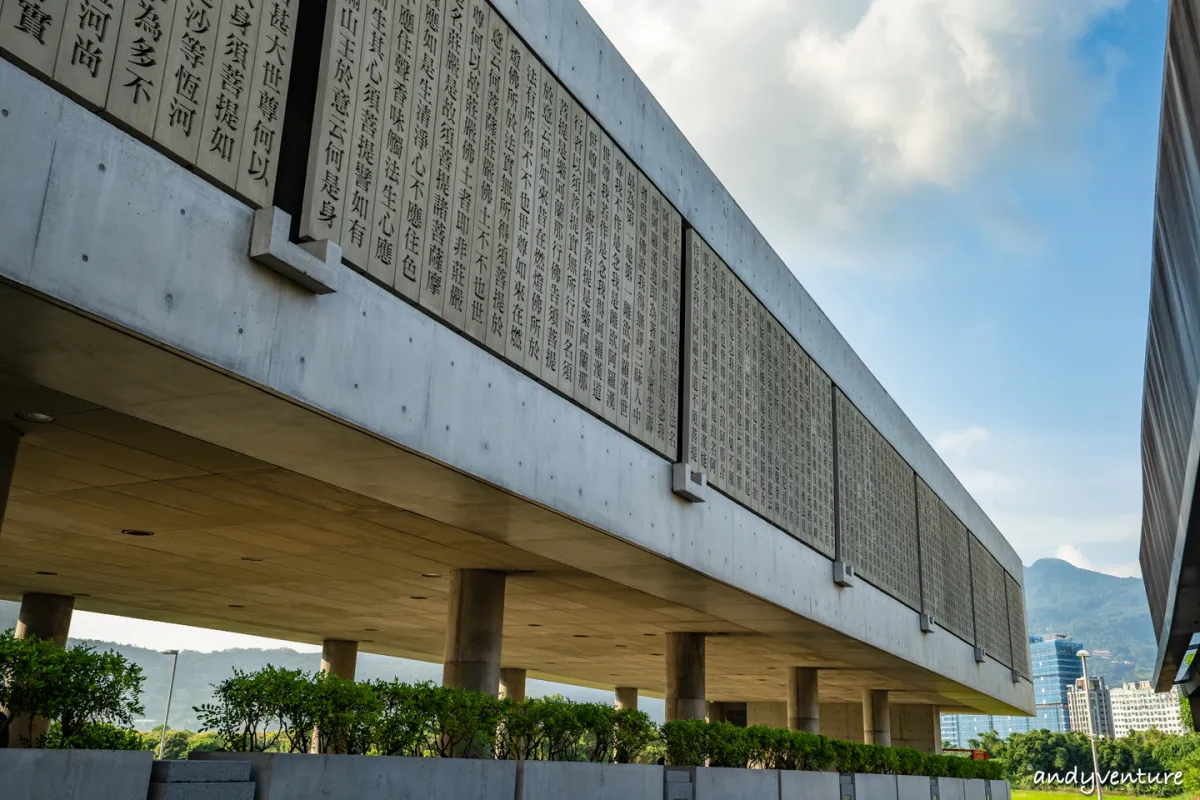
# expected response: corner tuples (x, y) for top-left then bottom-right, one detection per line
(683, 230), (834, 558)
(916, 477), (974, 643)
(296, 0), (680, 459)
(1006, 573), (1031, 677)
(970, 533), (1013, 667)
(0, 0), (295, 204)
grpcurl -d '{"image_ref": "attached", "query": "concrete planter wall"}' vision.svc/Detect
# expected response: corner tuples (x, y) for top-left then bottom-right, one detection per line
(0, 749), (153, 800)
(520, 761), (662, 799)
(193, 752), (517, 799)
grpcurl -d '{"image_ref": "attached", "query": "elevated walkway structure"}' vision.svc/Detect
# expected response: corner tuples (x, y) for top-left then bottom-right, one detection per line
(0, 0), (1032, 741)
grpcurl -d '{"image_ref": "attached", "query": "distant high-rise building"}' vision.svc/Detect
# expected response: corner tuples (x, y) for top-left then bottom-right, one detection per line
(941, 634), (1083, 748)
(1068, 676), (1114, 739)
(1109, 681), (1185, 737)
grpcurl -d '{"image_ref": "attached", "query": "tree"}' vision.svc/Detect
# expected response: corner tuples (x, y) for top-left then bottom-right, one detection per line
(0, 629), (144, 748)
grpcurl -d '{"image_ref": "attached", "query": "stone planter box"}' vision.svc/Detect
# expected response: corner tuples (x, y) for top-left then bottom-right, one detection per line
(520, 761), (662, 799)
(988, 779), (1011, 800)
(781, 770), (839, 800)
(935, 776), (967, 800)
(192, 752), (517, 800)
(0, 749), (153, 800)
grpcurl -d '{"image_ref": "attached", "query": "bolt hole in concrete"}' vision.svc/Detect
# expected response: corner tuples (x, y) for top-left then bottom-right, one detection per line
(1, 109), (7, 116)
(81, 254), (88, 262)
(98, 163), (105, 172)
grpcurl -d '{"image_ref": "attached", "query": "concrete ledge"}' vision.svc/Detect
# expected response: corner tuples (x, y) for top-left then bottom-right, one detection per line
(148, 783), (255, 800)
(193, 752), (517, 799)
(0, 749), (153, 800)
(965, 779), (987, 800)
(152, 759), (252, 783)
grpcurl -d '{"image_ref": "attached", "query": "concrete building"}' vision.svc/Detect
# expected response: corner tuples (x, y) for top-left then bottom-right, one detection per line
(1110, 682), (1186, 737)
(941, 635), (1082, 747)
(1068, 677), (1114, 740)
(1142, 0), (1200, 723)
(0, 0), (1032, 750)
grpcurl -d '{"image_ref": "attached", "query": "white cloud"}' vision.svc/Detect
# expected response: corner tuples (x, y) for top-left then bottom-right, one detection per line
(1056, 544), (1096, 571)
(1054, 545), (1142, 578)
(934, 425), (991, 456)
(578, 0), (1127, 265)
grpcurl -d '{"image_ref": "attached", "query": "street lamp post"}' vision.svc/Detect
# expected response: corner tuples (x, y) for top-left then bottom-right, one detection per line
(1077, 650), (1103, 800)
(158, 650), (180, 760)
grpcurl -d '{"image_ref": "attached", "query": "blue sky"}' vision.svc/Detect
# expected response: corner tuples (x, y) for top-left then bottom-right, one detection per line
(581, 0), (1170, 577)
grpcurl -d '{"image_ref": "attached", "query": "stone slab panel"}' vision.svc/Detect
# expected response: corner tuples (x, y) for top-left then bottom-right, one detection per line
(780, 770), (839, 800)
(694, 767), (780, 800)
(152, 0), (221, 163)
(1006, 573), (1030, 678)
(52, 0), (124, 110)
(856, 774), (899, 800)
(897, 775), (933, 800)
(521, 761), (662, 800)
(1, 749), (153, 800)
(104, 0), (173, 137)
(148, 782), (255, 800)
(233, 0), (296, 208)
(933, 777), (966, 800)
(987, 781), (1010, 800)
(965, 780), (986, 800)
(0, 0), (70, 77)
(917, 477), (974, 643)
(152, 759), (252, 783)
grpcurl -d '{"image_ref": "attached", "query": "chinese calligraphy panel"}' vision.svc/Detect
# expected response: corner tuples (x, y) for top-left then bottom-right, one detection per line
(194, 0), (263, 190)
(153, 0), (220, 162)
(0, 0), (70, 78)
(54, 0), (124, 109)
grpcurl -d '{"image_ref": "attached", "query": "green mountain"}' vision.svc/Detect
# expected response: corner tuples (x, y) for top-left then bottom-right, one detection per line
(0, 557), (1156, 730)
(1022, 557), (1157, 686)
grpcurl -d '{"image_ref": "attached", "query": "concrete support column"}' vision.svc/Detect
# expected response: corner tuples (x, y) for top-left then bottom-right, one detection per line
(9, 593), (75, 747)
(0, 423), (18, 533)
(499, 668), (527, 702)
(312, 639), (358, 753)
(665, 632), (706, 722)
(615, 687), (638, 711)
(442, 569), (506, 696)
(787, 667), (820, 733)
(319, 639), (358, 680)
(862, 689), (891, 746)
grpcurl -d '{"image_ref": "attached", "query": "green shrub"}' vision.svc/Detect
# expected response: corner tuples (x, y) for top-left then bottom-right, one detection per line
(0, 629), (144, 748)
(40, 721), (143, 750)
(427, 685), (502, 758)
(312, 672), (380, 755)
(613, 708), (657, 764)
(661, 719), (708, 767)
(372, 680), (437, 757)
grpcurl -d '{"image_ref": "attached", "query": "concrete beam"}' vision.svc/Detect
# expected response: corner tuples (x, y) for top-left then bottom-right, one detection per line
(442, 570), (506, 696)
(863, 689), (891, 746)
(499, 668), (527, 702)
(666, 633), (705, 721)
(615, 687), (638, 711)
(788, 667), (820, 734)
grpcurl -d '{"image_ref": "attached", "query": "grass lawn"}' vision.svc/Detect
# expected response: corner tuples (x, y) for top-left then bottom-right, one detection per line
(1012, 791), (1184, 800)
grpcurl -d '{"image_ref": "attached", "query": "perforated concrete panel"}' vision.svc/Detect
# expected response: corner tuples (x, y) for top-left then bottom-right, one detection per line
(970, 534), (1012, 667)
(917, 478), (974, 643)
(835, 390), (921, 609)
(683, 230), (834, 558)
(1006, 573), (1030, 678)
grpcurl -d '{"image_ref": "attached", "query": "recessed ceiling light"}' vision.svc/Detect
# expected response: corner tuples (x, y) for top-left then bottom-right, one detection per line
(362, 639), (374, 643)
(121, 529), (154, 537)
(650, 653), (662, 657)
(35, 571), (57, 576)
(228, 604), (244, 609)
(15, 412), (54, 423)
(421, 573), (441, 578)
(364, 628), (378, 632)
(74, 593), (90, 597)
(409, 596), (426, 600)
(241, 556), (263, 562)
(528, 623), (541, 627)
(642, 633), (656, 637)
(514, 569), (534, 574)
(615, 644), (627, 648)
(573, 634), (588, 638)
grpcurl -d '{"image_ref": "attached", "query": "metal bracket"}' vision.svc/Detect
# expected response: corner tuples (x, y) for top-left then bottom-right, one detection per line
(974, 646), (986, 663)
(672, 462), (707, 503)
(833, 560), (856, 587)
(249, 206), (340, 295)
(1011, 668), (1021, 683)
(920, 613), (937, 634)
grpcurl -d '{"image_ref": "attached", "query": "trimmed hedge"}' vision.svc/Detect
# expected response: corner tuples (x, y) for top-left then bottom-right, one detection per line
(659, 720), (1002, 779)
(195, 666), (1003, 780)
